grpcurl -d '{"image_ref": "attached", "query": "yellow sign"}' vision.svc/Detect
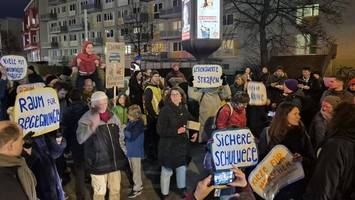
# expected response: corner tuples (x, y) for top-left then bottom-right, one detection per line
(14, 87), (60, 136)
(105, 42), (125, 88)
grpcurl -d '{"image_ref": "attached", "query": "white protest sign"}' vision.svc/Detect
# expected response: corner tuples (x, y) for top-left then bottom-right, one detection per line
(14, 87), (60, 136)
(211, 128), (258, 170)
(16, 82), (46, 94)
(246, 81), (267, 106)
(248, 145), (305, 200)
(193, 64), (222, 88)
(105, 42), (125, 89)
(0, 55), (28, 80)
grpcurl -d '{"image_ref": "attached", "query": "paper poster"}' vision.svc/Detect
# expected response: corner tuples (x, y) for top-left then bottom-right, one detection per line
(0, 55), (28, 80)
(211, 128), (258, 170)
(17, 82), (46, 94)
(182, 0), (191, 41)
(248, 145), (305, 200)
(246, 82), (268, 106)
(193, 64), (222, 88)
(197, 0), (220, 39)
(105, 42), (125, 88)
(14, 87), (60, 136)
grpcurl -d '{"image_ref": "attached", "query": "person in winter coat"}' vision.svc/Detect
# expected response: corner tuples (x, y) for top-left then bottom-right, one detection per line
(260, 67), (271, 85)
(165, 63), (186, 87)
(320, 75), (353, 103)
(71, 41), (103, 91)
(304, 102), (355, 200)
(266, 67), (288, 106)
(0, 121), (37, 200)
(124, 105), (145, 198)
(26, 132), (67, 200)
(230, 74), (246, 97)
(308, 96), (341, 151)
(157, 86), (198, 199)
(129, 71), (144, 110)
(112, 93), (129, 126)
(62, 89), (89, 200)
(297, 67), (321, 99)
(82, 78), (95, 106)
(27, 65), (44, 84)
(258, 102), (315, 200)
(77, 91), (127, 200)
(188, 75), (231, 142)
(143, 70), (163, 161)
(0, 67), (8, 120)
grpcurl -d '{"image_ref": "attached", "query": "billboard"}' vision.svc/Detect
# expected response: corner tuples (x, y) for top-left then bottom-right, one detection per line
(197, 0), (220, 39)
(182, 0), (192, 41)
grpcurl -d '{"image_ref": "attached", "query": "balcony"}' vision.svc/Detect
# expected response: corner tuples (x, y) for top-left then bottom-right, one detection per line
(61, 25), (68, 33)
(94, 37), (103, 45)
(160, 6), (181, 19)
(49, 26), (61, 33)
(82, 3), (102, 13)
(51, 41), (59, 48)
(68, 23), (84, 32)
(48, 0), (66, 6)
(40, 13), (57, 22)
(160, 31), (181, 40)
(123, 13), (149, 24)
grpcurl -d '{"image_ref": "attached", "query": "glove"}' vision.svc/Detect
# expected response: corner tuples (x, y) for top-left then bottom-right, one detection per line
(23, 131), (35, 149)
(221, 74), (228, 85)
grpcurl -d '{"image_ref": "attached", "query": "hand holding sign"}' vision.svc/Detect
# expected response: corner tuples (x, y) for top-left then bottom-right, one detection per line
(0, 55), (27, 80)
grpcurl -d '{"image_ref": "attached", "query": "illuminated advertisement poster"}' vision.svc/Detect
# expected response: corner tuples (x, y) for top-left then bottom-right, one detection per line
(182, 0), (191, 41)
(197, 0), (220, 39)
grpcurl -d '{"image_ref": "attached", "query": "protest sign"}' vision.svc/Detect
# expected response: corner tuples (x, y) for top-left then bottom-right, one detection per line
(211, 128), (258, 170)
(105, 42), (125, 89)
(13, 87), (60, 136)
(17, 82), (46, 94)
(193, 64), (222, 88)
(0, 55), (28, 80)
(246, 82), (267, 106)
(248, 145), (305, 200)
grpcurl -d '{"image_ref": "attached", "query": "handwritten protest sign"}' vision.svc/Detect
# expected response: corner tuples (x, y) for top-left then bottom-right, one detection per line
(105, 42), (125, 89)
(17, 82), (46, 94)
(248, 145), (305, 200)
(193, 64), (222, 88)
(246, 82), (267, 106)
(14, 87), (60, 136)
(211, 128), (258, 170)
(0, 55), (28, 80)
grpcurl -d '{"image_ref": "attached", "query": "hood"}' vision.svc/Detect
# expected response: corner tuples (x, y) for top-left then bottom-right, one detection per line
(82, 40), (94, 54)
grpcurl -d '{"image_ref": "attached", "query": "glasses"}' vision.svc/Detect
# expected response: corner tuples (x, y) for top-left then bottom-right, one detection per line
(171, 93), (181, 97)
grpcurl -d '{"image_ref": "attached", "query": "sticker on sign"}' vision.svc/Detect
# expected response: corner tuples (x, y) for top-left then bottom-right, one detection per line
(211, 128), (258, 170)
(0, 55), (28, 80)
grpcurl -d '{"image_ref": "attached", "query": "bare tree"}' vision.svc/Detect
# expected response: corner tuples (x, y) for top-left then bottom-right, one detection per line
(118, 1), (154, 56)
(228, 0), (349, 67)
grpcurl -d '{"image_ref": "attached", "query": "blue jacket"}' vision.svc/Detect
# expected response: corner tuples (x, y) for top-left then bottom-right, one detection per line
(124, 120), (144, 158)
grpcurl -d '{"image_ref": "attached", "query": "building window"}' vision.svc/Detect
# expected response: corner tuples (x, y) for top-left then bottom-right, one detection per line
(295, 34), (317, 55)
(223, 14), (233, 25)
(133, 7), (140, 14)
(106, 29), (114, 38)
(97, 14), (102, 22)
(296, 4), (319, 24)
(104, 12), (113, 21)
(91, 32), (95, 38)
(62, 6), (66, 13)
(63, 35), (67, 41)
(117, 11), (122, 18)
(105, 0), (114, 3)
(172, 21), (181, 30)
(173, 0), (180, 7)
(97, 32), (102, 38)
(70, 34), (77, 41)
(69, 19), (76, 25)
(125, 45), (132, 54)
(173, 42), (182, 51)
(70, 4), (76, 11)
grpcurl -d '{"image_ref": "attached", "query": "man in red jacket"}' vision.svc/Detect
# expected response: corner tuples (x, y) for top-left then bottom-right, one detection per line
(71, 41), (103, 91)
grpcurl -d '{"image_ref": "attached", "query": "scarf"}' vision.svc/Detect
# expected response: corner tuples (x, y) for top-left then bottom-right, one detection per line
(99, 111), (110, 123)
(0, 154), (37, 200)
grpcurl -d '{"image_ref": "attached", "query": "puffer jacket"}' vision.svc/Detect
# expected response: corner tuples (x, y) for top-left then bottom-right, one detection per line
(77, 111), (127, 175)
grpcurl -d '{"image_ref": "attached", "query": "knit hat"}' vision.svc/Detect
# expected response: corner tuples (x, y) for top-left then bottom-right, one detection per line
(91, 91), (108, 102)
(322, 95), (341, 109)
(284, 79), (298, 92)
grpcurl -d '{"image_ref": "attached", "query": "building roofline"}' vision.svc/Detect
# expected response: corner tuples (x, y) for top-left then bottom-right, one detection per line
(24, 0), (35, 12)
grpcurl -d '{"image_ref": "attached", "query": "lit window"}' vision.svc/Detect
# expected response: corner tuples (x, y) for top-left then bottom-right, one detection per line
(125, 45), (132, 54)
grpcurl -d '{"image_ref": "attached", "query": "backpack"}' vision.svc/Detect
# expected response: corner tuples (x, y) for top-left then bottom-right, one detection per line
(203, 102), (234, 139)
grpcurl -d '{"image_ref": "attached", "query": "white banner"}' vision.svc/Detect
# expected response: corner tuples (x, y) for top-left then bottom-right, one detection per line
(0, 55), (28, 80)
(193, 64), (222, 88)
(246, 82), (268, 106)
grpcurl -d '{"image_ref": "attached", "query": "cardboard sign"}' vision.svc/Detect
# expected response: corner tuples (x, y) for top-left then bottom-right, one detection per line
(246, 82), (267, 106)
(248, 145), (305, 199)
(211, 129), (258, 170)
(0, 55), (28, 80)
(17, 82), (46, 94)
(193, 64), (222, 88)
(14, 87), (60, 136)
(187, 120), (200, 131)
(105, 42), (125, 88)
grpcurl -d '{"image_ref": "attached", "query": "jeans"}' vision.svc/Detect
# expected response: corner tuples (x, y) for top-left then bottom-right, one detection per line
(91, 171), (121, 200)
(160, 165), (186, 195)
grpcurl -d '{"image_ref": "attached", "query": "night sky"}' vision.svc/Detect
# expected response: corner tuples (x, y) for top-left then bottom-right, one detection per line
(0, 0), (31, 19)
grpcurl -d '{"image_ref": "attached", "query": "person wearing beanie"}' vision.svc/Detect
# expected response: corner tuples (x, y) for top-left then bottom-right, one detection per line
(77, 91), (127, 200)
(320, 74), (353, 103)
(143, 70), (162, 161)
(71, 41), (103, 91)
(309, 95), (341, 150)
(284, 79), (299, 94)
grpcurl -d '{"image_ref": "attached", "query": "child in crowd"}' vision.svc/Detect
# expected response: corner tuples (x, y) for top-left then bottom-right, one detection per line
(124, 105), (145, 198)
(112, 93), (129, 125)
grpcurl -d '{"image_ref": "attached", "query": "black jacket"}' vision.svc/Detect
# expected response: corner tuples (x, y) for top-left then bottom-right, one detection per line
(304, 132), (355, 200)
(77, 111), (127, 175)
(0, 167), (28, 200)
(297, 76), (321, 98)
(157, 101), (193, 168)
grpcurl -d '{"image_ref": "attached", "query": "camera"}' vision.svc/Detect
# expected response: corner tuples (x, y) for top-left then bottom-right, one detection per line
(212, 170), (235, 186)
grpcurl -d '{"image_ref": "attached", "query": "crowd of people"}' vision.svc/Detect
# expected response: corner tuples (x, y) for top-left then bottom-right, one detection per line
(0, 41), (354, 200)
